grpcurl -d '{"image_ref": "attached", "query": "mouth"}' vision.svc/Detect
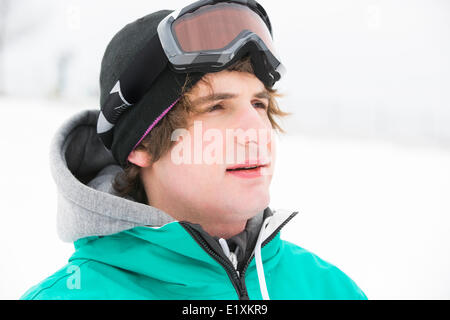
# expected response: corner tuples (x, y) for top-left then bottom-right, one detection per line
(226, 162), (270, 172)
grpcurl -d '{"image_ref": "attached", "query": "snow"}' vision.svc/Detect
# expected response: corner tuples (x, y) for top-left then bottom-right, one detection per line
(0, 97), (449, 300)
(0, 97), (90, 299)
(273, 133), (450, 300)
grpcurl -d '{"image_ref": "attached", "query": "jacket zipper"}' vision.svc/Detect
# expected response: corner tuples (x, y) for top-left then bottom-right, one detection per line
(180, 211), (298, 300)
(180, 223), (249, 299)
(237, 211), (298, 297)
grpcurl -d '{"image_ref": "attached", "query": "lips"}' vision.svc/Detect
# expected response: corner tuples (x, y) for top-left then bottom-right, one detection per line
(226, 161), (269, 171)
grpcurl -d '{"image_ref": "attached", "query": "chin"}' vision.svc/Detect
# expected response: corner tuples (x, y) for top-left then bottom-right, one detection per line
(226, 191), (270, 218)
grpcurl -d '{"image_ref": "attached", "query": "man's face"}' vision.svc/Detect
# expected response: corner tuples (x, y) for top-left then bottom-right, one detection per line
(143, 70), (276, 226)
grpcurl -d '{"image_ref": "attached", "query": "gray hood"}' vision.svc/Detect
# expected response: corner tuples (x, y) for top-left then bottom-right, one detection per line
(50, 109), (177, 242)
(50, 109), (266, 244)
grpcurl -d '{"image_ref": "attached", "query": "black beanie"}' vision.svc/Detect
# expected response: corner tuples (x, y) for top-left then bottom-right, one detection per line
(99, 10), (205, 168)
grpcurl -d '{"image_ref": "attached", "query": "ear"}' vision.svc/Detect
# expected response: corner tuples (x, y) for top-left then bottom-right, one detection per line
(127, 149), (152, 168)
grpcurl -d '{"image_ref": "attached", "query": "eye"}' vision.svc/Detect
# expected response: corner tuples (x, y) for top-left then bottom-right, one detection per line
(208, 104), (224, 112)
(253, 101), (268, 110)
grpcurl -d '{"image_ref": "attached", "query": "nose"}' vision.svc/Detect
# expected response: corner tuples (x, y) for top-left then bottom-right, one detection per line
(234, 101), (271, 138)
(232, 102), (272, 160)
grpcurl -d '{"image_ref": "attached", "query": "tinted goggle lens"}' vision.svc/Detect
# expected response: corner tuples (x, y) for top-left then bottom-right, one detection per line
(172, 3), (276, 55)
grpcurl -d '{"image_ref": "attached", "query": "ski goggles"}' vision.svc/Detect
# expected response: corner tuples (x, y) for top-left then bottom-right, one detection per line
(98, 0), (285, 149)
(158, 0), (284, 80)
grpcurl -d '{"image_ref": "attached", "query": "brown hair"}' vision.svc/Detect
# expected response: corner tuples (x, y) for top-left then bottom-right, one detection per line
(112, 56), (291, 204)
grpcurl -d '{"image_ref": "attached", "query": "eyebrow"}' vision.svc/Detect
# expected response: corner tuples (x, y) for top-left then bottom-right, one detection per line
(191, 90), (270, 106)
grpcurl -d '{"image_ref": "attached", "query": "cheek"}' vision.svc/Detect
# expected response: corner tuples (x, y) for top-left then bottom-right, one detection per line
(270, 131), (277, 165)
(157, 148), (223, 198)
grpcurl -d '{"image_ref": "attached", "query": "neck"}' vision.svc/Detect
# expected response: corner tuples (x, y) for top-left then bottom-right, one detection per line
(150, 198), (247, 238)
(192, 220), (247, 239)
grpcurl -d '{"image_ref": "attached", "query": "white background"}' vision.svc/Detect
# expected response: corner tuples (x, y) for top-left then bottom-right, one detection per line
(0, 0), (449, 299)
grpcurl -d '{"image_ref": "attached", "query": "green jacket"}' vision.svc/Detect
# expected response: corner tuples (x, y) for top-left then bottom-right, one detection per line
(21, 210), (367, 300)
(20, 110), (367, 300)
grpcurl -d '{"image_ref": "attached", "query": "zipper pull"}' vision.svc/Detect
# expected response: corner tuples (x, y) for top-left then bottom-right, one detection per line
(218, 238), (239, 273)
(229, 251), (238, 271)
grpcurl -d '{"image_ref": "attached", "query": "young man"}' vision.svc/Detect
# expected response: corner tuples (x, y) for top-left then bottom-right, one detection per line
(21, 1), (367, 300)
